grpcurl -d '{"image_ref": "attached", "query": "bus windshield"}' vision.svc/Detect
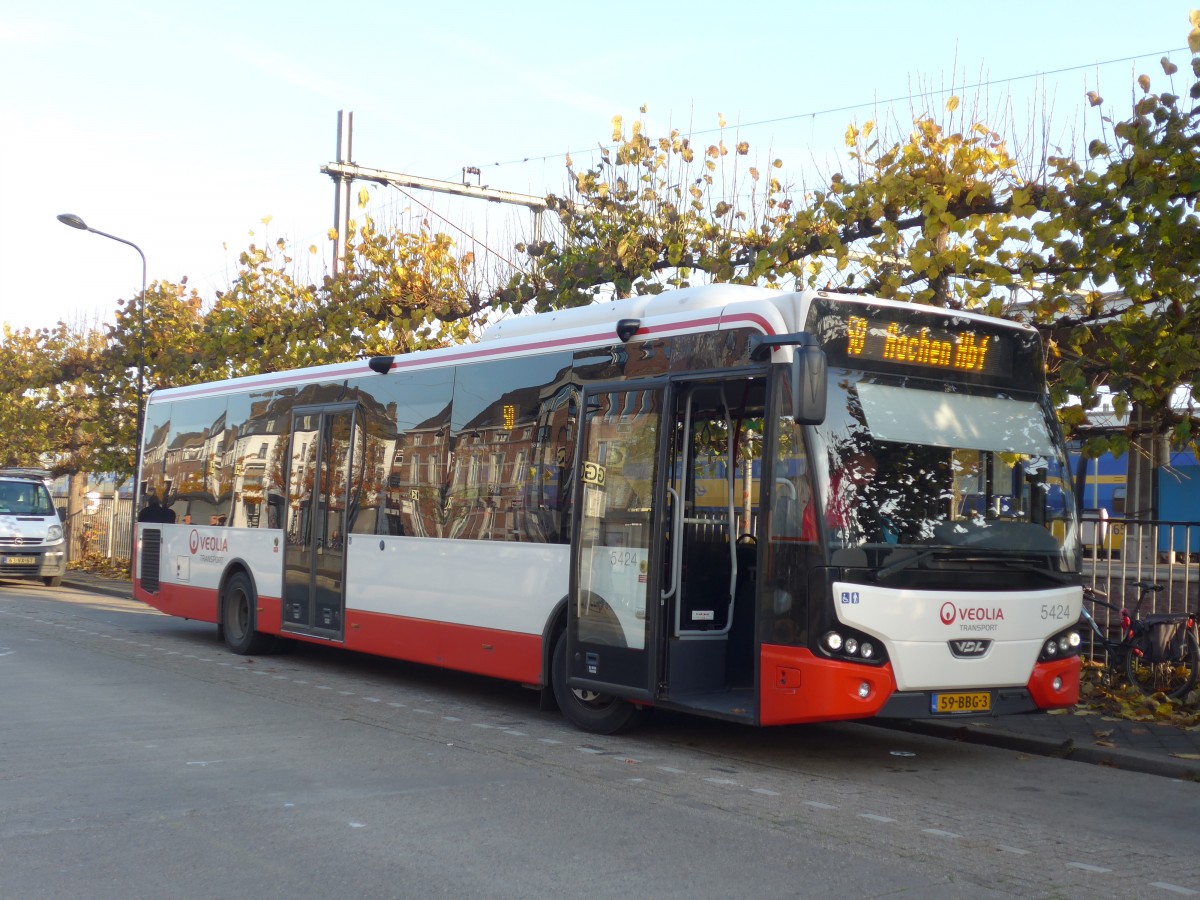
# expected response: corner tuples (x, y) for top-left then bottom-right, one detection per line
(812, 373), (1078, 574)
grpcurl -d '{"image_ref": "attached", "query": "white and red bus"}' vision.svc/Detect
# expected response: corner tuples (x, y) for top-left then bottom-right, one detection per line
(133, 284), (1084, 733)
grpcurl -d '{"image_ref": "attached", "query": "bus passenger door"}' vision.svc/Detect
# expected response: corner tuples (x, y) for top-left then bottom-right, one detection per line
(567, 384), (668, 702)
(664, 378), (766, 700)
(283, 406), (358, 641)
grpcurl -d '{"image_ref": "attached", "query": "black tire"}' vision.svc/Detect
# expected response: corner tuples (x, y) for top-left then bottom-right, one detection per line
(1124, 623), (1199, 701)
(42, 575), (62, 587)
(221, 571), (273, 655)
(551, 630), (642, 735)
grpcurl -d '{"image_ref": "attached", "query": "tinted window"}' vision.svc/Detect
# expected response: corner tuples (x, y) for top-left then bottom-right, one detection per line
(447, 353), (574, 541)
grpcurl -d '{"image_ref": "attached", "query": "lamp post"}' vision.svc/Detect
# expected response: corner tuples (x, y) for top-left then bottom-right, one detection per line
(56, 213), (147, 553)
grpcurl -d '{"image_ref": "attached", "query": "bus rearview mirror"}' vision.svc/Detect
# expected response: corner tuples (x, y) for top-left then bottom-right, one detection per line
(791, 345), (828, 424)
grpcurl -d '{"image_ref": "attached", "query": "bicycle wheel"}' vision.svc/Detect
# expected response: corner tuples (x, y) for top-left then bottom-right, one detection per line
(1124, 621), (1199, 701)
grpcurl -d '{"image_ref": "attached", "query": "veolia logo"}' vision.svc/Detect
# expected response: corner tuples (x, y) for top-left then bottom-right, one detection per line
(189, 529), (228, 555)
(940, 602), (1005, 626)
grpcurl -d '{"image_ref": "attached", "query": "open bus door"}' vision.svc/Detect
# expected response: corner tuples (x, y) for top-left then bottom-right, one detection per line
(563, 377), (767, 732)
(565, 384), (669, 728)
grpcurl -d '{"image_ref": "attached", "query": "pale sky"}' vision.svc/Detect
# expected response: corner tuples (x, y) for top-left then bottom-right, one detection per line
(0, 1), (1192, 333)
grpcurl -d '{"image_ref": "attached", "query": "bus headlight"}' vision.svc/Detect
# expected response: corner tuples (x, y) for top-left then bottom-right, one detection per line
(1039, 626), (1082, 662)
(819, 629), (886, 665)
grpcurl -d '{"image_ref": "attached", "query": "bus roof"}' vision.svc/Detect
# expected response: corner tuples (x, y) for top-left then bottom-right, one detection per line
(148, 285), (1034, 404)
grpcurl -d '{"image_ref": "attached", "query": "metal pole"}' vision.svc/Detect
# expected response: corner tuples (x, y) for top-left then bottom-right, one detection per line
(55, 214), (147, 567)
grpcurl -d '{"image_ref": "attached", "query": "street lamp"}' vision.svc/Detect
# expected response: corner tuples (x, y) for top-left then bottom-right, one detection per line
(56, 213), (147, 546)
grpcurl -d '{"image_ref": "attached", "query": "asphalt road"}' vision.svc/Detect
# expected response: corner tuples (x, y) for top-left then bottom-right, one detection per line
(1, 581), (1198, 899)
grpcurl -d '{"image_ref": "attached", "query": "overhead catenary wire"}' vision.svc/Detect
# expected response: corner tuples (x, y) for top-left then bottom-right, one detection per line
(463, 46), (1191, 175)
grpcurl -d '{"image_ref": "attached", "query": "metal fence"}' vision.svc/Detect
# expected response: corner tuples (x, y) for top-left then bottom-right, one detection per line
(53, 496), (134, 562)
(1081, 515), (1200, 657)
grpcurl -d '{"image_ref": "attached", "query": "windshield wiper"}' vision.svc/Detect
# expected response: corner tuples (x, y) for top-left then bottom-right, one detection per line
(876, 548), (942, 579)
(876, 549), (1074, 583)
(992, 561), (1076, 585)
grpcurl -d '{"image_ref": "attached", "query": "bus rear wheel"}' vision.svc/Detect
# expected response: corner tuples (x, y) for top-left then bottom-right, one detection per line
(551, 630), (642, 734)
(222, 572), (273, 655)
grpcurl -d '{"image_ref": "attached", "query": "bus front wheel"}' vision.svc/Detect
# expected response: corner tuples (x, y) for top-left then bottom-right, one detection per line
(222, 572), (273, 655)
(551, 631), (642, 735)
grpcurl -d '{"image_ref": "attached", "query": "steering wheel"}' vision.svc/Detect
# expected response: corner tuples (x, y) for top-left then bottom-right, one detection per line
(736, 533), (757, 546)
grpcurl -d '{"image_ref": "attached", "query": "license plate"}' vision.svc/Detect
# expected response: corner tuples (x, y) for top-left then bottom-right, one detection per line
(931, 691), (991, 714)
(3, 556), (36, 565)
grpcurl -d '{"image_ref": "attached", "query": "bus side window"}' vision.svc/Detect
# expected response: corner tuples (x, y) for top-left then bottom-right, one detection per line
(763, 376), (820, 647)
(771, 417), (816, 543)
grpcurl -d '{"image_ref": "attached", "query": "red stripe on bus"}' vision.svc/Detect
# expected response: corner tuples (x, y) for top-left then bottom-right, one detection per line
(341, 610), (543, 685)
(758, 645), (895, 725)
(135, 580), (542, 686)
(135, 580), (220, 624)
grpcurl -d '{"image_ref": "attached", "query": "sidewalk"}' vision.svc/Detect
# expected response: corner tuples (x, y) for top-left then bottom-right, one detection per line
(61, 571), (1200, 780)
(63, 570), (133, 600)
(891, 708), (1200, 781)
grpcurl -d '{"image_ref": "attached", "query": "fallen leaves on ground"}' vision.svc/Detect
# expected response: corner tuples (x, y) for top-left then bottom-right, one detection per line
(1077, 657), (1200, 727)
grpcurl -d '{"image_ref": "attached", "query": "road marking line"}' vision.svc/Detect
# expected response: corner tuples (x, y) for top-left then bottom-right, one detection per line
(751, 788), (781, 796)
(922, 828), (961, 839)
(704, 777), (739, 786)
(1150, 883), (1198, 896)
(805, 801), (837, 810)
(657, 766), (685, 774)
(538, 738), (562, 745)
(859, 814), (896, 823)
(1068, 862), (1112, 874)
(503, 730), (527, 736)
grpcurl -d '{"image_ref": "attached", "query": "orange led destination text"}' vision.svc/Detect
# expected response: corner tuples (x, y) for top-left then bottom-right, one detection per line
(847, 316), (991, 372)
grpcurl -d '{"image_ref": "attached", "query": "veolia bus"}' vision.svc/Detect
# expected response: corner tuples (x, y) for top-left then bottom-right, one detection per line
(133, 284), (1083, 733)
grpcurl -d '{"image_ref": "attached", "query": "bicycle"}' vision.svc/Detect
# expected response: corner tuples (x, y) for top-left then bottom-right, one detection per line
(1079, 581), (1198, 701)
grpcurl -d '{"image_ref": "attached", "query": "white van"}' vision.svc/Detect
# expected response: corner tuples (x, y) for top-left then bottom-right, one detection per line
(0, 468), (67, 587)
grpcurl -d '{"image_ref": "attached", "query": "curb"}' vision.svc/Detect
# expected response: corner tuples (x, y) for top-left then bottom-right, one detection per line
(63, 576), (133, 601)
(884, 718), (1200, 782)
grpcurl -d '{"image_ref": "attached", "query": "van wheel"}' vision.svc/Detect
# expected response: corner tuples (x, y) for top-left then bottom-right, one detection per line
(42, 575), (62, 587)
(551, 631), (642, 734)
(222, 572), (273, 655)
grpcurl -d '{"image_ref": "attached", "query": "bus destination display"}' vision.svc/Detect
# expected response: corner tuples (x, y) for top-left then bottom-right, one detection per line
(845, 315), (1012, 378)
